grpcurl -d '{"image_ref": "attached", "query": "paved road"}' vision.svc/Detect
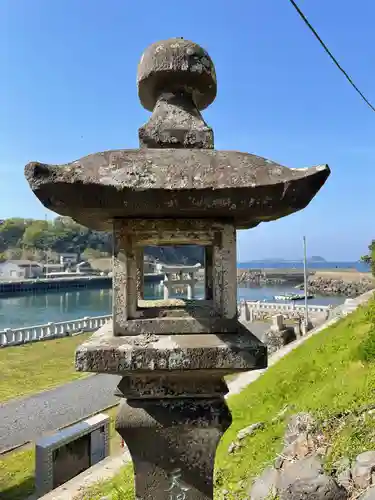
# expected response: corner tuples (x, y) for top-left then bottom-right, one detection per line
(0, 374), (121, 453)
(0, 322), (269, 453)
(248, 321), (269, 342)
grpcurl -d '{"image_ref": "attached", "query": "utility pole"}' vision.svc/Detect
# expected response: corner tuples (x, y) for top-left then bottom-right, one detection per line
(303, 235), (309, 329)
(45, 213), (49, 274)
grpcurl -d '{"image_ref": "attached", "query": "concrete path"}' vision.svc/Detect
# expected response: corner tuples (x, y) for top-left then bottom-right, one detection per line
(0, 321), (270, 453)
(0, 374), (121, 453)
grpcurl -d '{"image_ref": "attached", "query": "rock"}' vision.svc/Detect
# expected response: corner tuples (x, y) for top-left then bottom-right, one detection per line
(281, 475), (348, 499)
(356, 451), (375, 467)
(308, 277), (373, 297)
(282, 432), (316, 460)
(278, 456), (347, 499)
(278, 455), (323, 489)
(229, 422), (265, 454)
(228, 441), (238, 454)
(284, 412), (315, 445)
(352, 451), (375, 489)
(334, 457), (351, 491)
(249, 466), (279, 500)
(358, 485), (375, 499)
(337, 468), (351, 490)
(263, 327), (296, 355)
(237, 422), (264, 440)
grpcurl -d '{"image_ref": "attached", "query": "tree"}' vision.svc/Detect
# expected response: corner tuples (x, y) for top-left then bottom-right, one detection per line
(0, 219), (27, 251)
(21, 220), (49, 250)
(0, 216), (203, 265)
(5, 247), (23, 260)
(361, 240), (375, 276)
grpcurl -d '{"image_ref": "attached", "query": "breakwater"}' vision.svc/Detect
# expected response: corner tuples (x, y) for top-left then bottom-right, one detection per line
(237, 268), (307, 285)
(307, 277), (374, 297)
(0, 273), (163, 297)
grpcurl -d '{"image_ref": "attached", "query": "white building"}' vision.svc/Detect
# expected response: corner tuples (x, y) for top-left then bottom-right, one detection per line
(59, 253), (78, 266)
(0, 260), (43, 280)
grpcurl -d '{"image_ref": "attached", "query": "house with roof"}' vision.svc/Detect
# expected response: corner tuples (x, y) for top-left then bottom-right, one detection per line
(0, 260), (43, 280)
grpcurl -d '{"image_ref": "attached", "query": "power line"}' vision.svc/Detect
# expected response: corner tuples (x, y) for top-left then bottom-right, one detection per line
(287, 0), (375, 113)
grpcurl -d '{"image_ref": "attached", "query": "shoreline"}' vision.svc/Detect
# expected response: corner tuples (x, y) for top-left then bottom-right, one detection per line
(0, 273), (163, 298)
(237, 267), (374, 298)
(0, 267), (372, 300)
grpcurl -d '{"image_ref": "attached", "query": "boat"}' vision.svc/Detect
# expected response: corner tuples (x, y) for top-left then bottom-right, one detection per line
(274, 293), (314, 301)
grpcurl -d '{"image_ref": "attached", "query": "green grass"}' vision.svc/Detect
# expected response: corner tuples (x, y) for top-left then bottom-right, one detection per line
(0, 405), (121, 500)
(79, 294), (375, 499)
(0, 332), (92, 402)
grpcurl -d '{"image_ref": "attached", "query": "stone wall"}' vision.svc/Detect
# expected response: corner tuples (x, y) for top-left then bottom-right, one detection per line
(308, 277), (374, 297)
(245, 411), (375, 500)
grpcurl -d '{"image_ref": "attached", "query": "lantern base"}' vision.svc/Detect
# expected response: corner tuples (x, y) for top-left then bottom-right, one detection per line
(115, 376), (231, 500)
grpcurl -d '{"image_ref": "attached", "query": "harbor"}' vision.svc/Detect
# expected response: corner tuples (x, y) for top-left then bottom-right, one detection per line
(0, 253), (369, 331)
(0, 272), (164, 297)
(0, 281), (347, 331)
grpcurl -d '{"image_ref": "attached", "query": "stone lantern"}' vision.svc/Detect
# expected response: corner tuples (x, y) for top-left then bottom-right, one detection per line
(25, 38), (330, 500)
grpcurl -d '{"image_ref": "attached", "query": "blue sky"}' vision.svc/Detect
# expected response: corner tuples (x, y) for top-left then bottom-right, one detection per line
(1, 0), (374, 261)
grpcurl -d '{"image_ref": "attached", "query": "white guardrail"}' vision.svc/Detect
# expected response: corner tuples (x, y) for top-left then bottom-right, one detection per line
(0, 301), (333, 348)
(0, 315), (111, 347)
(238, 300), (332, 322)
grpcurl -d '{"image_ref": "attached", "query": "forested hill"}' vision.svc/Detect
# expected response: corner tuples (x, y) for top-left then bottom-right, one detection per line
(0, 217), (204, 265)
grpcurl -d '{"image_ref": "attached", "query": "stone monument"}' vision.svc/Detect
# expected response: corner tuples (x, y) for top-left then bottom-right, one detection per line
(25, 38), (330, 499)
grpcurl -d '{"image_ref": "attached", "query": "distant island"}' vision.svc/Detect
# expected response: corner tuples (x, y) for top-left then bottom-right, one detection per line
(308, 256), (327, 262)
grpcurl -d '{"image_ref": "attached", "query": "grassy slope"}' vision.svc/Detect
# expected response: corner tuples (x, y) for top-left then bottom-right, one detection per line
(0, 333), (92, 402)
(0, 405), (121, 500)
(79, 294), (375, 500)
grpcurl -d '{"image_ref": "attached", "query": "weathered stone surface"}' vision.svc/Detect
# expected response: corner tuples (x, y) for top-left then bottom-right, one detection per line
(282, 432), (316, 461)
(75, 321), (267, 374)
(24, 36), (330, 231)
(308, 277), (374, 297)
(115, 373), (228, 399)
(250, 457), (347, 500)
(249, 466), (278, 499)
(281, 474), (347, 500)
(237, 422), (264, 440)
(115, 394), (231, 500)
(137, 38), (217, 112)
(139, 91), (214, 149)
(337, 467), (352, 491)
(359, 485), (375, 499)
(24, 151), (330, 231)
(249, 413), (349, 500)
(284, 412), (316, 445)
(137, 40), (215, 148)
(115, 315), (238, 335)
(279, 456), (347, 499)
(352, 451), (375, 489)
(263, 326), (296, 355)
(227, 422), (264, 454)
